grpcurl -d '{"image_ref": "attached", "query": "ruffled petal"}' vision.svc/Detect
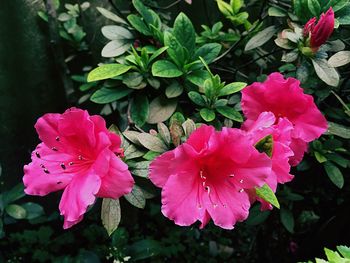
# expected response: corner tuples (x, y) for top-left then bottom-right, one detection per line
(59, 171), (101, 229)
(185, 125), (218, 156)
(289, 138), (308, 166)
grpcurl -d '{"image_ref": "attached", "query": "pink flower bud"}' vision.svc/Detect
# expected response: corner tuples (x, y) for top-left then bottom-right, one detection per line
(303, 7), (335, 51)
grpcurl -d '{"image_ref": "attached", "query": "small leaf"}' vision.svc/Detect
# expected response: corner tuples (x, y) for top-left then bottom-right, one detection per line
(219, 82), (247, 96)
(254, 135), (273, 157)
(157, 123), (171, 145)
(137, 133), (168, 152)
(173, 12), (196, 54)
(165, 82), (183, 98)
(101, 198), (121, 236)
(101, 25), (133, 40)
(129, 161), (151, 178)
(152, 60), (183, 78)
(188, 91), (206, 106)
(337, 246), (350, 259)
(280, 207), (294, 233)
(124, 185), (146, 209)
(200, 108), (216, 122)
(194, 43), (222, 64)
(324, 161), (344, 189)
(268, 6), (286, 17)
(143, 151), (161, 161)
(88, 64), (131, 82)
(147, 97), (178, 124)
(97, 7), (127, 24)
(187, 70), (211, 86)
(5, 204), (27, 219)
(307, 0), (321, 16)
(328, 51), (350, 68)
(123, 130), (142, 145)
(182, 119), (196, 138)
(164, 32), (186, 67)
(124, 144), (144, 160)
(90, 87), (132, 104)
(244, 26), (277, 51)
(216, 106), (243, 122)
(131, 95), (149, 127)
(102, 40), (131, 58)
(170, 121), (184, 146)
(311, 58), (339, 87)
(22, 202), (44, 220)
(127, 14), (152, 36)
(255, 184), (280, 209)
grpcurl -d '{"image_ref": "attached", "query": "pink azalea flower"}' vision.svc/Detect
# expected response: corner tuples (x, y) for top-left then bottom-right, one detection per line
(241, 72), (328, 166)
(23, 108), (134, 229)
(242, 112), (294, 210)
(303, 7), (335, 52)
(149, 125), (271, 229)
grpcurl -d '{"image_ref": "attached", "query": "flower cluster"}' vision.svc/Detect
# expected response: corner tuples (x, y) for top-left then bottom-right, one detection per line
(150, 72), (327, 228)
(23, 74), (327, 230)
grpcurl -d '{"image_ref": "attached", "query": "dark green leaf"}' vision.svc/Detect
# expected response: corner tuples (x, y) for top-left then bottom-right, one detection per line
(216, 106), (243, 122)
(127, 14), (152, 36)
(194, 43), (222, 64)
(131, 95), (149, 127)
(165, 82), (183, 98)
(164, 32), (186, 67)
(324, 161), (344, 188)
(90, 87), (132, 104)
(152, 60), (183, 78)
(173, 12), (196, 54)
(187, 70), (211, 86)
(280, 208), (294, 233)
(188, 91), (206, 106)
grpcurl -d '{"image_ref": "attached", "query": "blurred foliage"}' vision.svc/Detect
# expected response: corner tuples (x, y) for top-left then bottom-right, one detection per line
(1, 0), (350, 262)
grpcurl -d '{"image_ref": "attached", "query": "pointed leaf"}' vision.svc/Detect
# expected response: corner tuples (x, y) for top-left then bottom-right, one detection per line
(124, 185), (146, 209)
(88, 64), (131, 82)
(255, 184), (280, 209)
(101, 198), (121, 236)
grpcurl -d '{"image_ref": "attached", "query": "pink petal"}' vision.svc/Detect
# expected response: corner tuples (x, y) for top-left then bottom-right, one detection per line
(97, 152), (134, 199)
(289, 138), (308, 166)
(59, 171), (101, 229)
(185, 125), (218, 155)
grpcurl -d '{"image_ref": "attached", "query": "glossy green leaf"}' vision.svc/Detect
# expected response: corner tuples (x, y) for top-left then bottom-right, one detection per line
(216, 106), (243, 122)
(90, 87), (132, 104)
(152, 60), (183, 78)
(244, 26), (277, 51)
(255, 184), (280, 209)
(87, 64), (131, 82)
(200, 108), (216, 122)
(219, 82), (247, 96)
(173, 12), (196, 54)
(324, 161), (344, 188)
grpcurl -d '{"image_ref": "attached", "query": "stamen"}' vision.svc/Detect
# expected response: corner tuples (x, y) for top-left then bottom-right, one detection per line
(35, 152), (41, 158)
(69, 162), (74, 166)
(60, 163), (66, 170)
(57, 181), (62, 185)
(55, 136), (60, 141)
(78, 155), (83, 160)
(229, 174), (235, 178)
(239, 179), (244, 183)
(40, 164), (45, 168)
(239, 189), (244, 193)
(43, 168), (50, 174)
(51, 147), (58, 151)
(200, 170), (206, 180)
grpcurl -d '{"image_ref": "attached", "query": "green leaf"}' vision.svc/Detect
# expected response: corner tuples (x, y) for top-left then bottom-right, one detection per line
(22, 202), (44, 220)
(124, 145), (145, 160)
(127, 14), (152, 36)
(122, 72), (144, 88)
(165, 82), (183, 98)
(143, 151), (161, 161)
(124, 185), (146, 209)
(244, 26), (277, 51)
(307, 0), (321, 16)
(129, 161), (151, 178)
(268, 6), (287, 17)
(324, 248), (344, 262)
(188, 91), (206, 106)
(194, 43), (222, 64)
(152, 60), (183, 78)
(147, 97), (178, 124)
(246, 204), (271, 226)
(173, 12), (196, 54)
(133, 0), (154, 25)
(216, 106), (243, 122)
(231, 0), (243, 13)
(187, 70), (211, 86)
(182, 118), (197, 138)
(5, 204), (27, 219)
(328, 51), (350, 68)
(127, 239), (161, 261)
(217, 0), (233, 16)
(324, 161), (344, 188)
(96, 7), (127, 24)
(101, 25), (133, 40)
(337, 246), (350, 259)
(219, 82), (247, 96)
(200, 108), (216, 122)
(101, 198), (121, 236)
(254, 135), (273, 157)
(131, 95), (149, 127)
(311, 58), (339, 87)
(255, 184), (280, 209)
(137, 133), (168, 152)
(164, 32), (186, 67)
(101, 40), (131, 58)
(327, 121), (350, 139)
(280, 208), (294, 233)
(90, 87), (132, 104)
(2, 184), (25, 206)
(87, 64), (131, 82)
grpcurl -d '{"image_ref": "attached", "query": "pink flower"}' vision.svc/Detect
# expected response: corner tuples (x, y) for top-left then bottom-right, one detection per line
(303, 8), (335, 51)
(242, 112), (294, 210)
(241, 72), (327, 166)
(23, 108), (134, 229)
(149, 125), (271, 229)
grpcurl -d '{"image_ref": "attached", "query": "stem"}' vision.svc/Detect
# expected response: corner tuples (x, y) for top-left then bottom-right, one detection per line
(44, 0), (75, 104)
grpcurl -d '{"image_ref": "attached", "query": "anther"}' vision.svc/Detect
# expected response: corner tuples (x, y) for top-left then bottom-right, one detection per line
(78, 155), (83, 160)
(51, 147), (58, 151)
(35, 152), (41, 158)
(239, 189), (244, 193)
(57, 181), (62, 185)
(229, 174), (235, 178)
(68, 162), (74, 166)
(60, 163), (66, 170)
(40, 164), (45, 168)
(43, 168), (50, 174)
(55, 136), (60, 141)
(239, 179), (244, 183)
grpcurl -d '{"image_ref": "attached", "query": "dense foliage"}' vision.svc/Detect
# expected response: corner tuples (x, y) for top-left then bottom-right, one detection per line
(1, 0), (350, 262)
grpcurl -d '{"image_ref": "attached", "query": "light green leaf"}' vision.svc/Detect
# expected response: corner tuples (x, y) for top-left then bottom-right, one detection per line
(311, 58), (340, 87)
(5, 204), (27, 219)
(165, 82), (183, 98)
(268, 6), (286, 17)
(328, 51), (350, 68)
(124, 185), (146, 209)
(147, 97), (178, 124)
(90, 87), (132, 104)
(87, 64), (131, 82)
(157, 123), (171, 145)
(255, 184), (280, 209)
(219, 82), (247, 96)
(182, 118), (197, 138)
(244, 26), (277, 51)
(96, 7), (127, 24)
(152, 60), (183, 78)
(101, 25), (133, 40)
(254, 135), (273, 157)
(102, 40), (131, 58)
(324, 161), (344, 189)
(200, 108), (216, 122)
(188, 91), (206, 106)
(337, 246), (350, 259)
(137, 133), (168, 152)
(327, 121), (350, 139)
(127, 14), (152, 36)
(101, 198), (121, 236)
